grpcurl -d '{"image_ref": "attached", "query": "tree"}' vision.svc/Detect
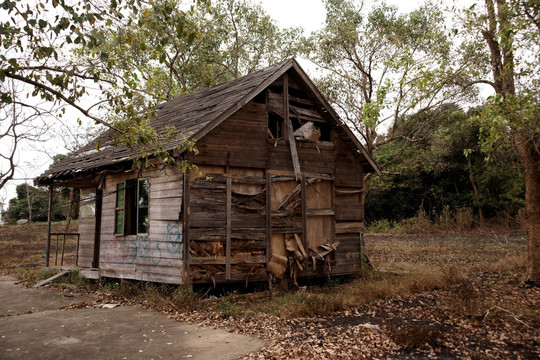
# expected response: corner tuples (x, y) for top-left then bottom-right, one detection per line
(457, 0), (540, 281)
(8, 183), (64, 222)
(366, 104), (524, 227)
(93, 0), (301, 102)
(0, 0), (202, 180)
(0, 0), (133, 128)
(0, 79), (53, 191)
(305, 0), (473, 210)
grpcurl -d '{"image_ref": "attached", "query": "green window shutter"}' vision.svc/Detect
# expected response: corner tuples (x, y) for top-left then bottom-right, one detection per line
(115, 183), (125, 235)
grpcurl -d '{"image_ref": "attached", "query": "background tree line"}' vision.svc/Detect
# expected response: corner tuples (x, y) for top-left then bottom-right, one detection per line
(365, 104), (525, 229)
(6, 184), (77, 223)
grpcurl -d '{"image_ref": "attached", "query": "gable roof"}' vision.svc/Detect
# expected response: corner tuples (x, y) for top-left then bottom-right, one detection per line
(36, 58), (380, 186)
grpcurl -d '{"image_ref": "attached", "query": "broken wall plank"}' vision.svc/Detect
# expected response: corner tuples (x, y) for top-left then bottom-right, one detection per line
(284, 73), (301, 180)
(33, 270), (70, 288)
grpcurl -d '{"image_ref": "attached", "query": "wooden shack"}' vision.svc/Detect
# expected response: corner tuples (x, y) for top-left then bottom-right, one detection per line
(35, 59), (380, 286)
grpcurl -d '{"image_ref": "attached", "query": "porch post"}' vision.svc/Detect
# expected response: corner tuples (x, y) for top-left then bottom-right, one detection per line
(45, 185), (53, 267)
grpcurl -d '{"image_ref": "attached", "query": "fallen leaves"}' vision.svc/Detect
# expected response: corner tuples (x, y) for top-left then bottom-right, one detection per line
(15, 232), (539, 359)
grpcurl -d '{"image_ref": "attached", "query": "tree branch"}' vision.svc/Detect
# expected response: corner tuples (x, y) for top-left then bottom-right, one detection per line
(4, 71), (118, 131)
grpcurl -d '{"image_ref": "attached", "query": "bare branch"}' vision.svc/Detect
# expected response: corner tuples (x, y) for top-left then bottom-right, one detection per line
(4, 71), (117, 131)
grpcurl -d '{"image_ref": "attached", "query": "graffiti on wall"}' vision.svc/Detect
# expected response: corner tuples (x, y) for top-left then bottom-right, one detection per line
(106, 222), (182, 266)
(104, 237), (125, 264)
(127, 236), (162, 265)
(165, 223), (182, 255)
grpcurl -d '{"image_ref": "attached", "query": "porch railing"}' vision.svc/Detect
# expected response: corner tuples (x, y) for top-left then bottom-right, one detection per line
(46, 233), (80, 267)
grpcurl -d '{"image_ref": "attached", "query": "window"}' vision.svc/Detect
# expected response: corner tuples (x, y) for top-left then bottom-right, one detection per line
(115, 179), (149, 235)
(268, 113), (284, 139)
(80, 188), (96, 218)
(137, 180), (149, 233)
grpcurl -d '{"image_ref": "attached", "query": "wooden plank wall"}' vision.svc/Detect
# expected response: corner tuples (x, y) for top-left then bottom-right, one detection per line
(332, 129), (366, 275)
(77, 188), (96, 268)
(186, 102), (268, 168)
(97, 166), (184, 284)
(184, 75), (369, 282)
(188, 165), (267, 284)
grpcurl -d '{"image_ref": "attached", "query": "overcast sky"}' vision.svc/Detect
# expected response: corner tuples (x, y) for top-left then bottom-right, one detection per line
(0, 0), (425, 205)
(259, 0), (421, 33)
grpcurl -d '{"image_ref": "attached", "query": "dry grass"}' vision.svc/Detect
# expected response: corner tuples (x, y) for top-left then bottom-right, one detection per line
(0, 222), (78, 274)
(240, 232), (527, 319)
(365, 233), (526, 270)
(270, 265), (469, 318)
(479, 254), (525, 274)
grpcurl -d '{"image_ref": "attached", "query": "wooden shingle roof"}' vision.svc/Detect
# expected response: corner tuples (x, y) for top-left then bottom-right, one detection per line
(36, 58), (379, 186)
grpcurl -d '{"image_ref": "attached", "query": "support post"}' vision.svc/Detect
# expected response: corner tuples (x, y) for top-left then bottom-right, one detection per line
(226, 178), (232, 280)
(284, 73), (301, 180)
(93, 187), (103, 268)
(265, 171), (272, 266)
(45, 186), (53, 267)
(301, 175), (307, 267)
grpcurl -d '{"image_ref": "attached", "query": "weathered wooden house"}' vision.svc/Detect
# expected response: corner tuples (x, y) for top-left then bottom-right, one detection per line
(35, 59), (380, 286)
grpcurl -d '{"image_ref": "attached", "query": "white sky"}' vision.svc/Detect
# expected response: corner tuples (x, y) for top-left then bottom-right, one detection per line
(0, 0), (434, 205)
(258, 0), (421, 33)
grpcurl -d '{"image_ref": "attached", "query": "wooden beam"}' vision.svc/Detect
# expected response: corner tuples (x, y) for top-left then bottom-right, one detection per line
(226, 178), (232, 280)
(301, 174), (307, 267)
(331, 180), (336, 248)
(45, 186), (53, 267)
(267, 169), (333, 181)
(190, 256), (266, 265)
(306, 209), (335, 216)
(33, 270), (70, 288)
(284, 73), (301, 180)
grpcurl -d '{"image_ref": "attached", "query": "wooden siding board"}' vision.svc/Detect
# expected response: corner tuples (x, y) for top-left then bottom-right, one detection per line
(95, 171), (184, 284)
(78, 210), (95, 268)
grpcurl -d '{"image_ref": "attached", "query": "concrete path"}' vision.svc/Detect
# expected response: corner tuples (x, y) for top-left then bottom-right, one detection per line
(0, 276), (265, 359)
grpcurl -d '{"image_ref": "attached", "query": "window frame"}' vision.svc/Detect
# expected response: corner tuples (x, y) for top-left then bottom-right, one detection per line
(114, 178), (149, 236)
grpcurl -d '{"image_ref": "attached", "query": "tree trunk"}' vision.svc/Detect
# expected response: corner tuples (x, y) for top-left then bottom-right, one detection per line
(482, 0), (540, 281)
(515, 131), (540, 281)
(467, 155), (486, 226)
(25, 182), (32, 224)
(361, 173), (372, 226)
